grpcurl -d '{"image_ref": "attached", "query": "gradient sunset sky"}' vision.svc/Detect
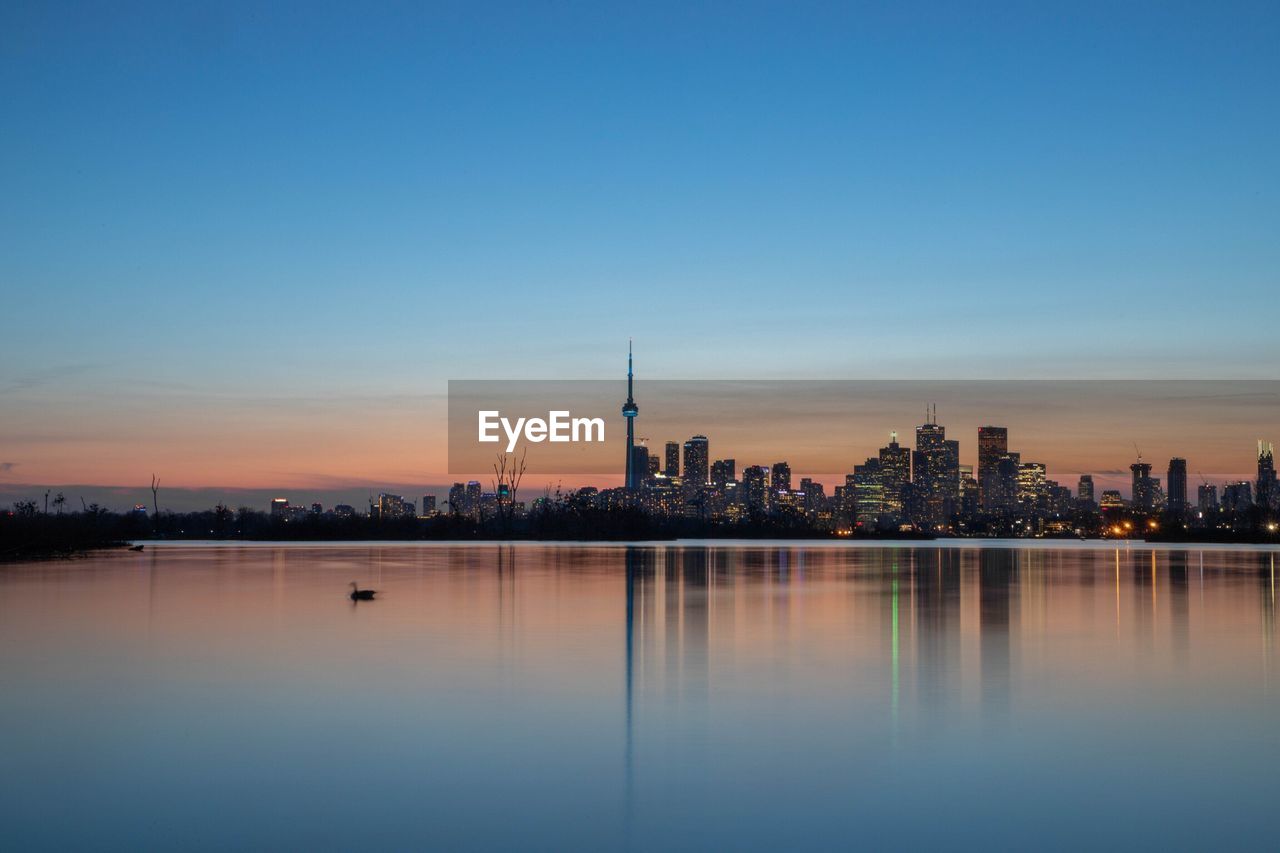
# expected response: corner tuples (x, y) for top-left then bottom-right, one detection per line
(2, 2), (1278, 509)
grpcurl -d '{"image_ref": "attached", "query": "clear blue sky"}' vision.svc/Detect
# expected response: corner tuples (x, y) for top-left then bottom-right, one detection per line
(2, 1), (1279, 498)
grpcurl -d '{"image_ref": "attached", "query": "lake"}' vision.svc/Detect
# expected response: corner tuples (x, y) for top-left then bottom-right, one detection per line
(2, 541), (1277, 850)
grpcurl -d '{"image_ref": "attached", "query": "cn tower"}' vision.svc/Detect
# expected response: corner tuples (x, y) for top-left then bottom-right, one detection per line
(622, 340), (639, 489)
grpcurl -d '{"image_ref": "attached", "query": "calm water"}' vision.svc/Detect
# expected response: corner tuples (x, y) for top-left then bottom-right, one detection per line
(2, 541), (1278, 850)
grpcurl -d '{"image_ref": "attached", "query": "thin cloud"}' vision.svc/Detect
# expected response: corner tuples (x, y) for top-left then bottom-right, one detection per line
(0, 364), (95, 395)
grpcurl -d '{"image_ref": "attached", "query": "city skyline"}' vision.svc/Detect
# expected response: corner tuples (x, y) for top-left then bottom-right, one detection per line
(6, 358), (1280, 513)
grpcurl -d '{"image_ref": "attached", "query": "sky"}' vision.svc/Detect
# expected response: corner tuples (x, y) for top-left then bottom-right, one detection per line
(2, 1), (1278, 509)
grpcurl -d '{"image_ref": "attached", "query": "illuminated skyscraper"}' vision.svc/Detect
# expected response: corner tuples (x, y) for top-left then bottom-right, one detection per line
(629, 444), (650, 488)
(741, 465), (769, 511)
(1198, 483), (1218, 514)
(711, 459), (736, 488)
(771, 461), (792, 497)
(977, 426), (1008, 511)
(960, 465), (980, 517)
(1257, 441), (1277, 511)
(878, 431), (911, 517)
(991, 453), (1021, 514)
(1223, 481), (1253, 513)
(622, 342), (639, 490)
(1016, 462), (1046, 505)
(1167, 458), (1188, 513)
(1131, 459), (1154, 512)
(853, 458), (884, 524)
(683, 436), (709, 488)
(1077, 474), (1095, 508)
(664, 441), (680, 478)
(913, 406), (959, 527)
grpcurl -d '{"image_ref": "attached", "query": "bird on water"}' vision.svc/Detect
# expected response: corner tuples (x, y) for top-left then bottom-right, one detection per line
(349, 582), (377, 601)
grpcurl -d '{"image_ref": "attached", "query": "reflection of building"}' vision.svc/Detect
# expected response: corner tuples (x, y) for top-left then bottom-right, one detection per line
(979, 549), (1016, 719)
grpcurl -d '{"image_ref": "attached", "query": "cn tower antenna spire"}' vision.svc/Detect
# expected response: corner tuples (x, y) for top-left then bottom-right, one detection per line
(622, 339), (639, 490)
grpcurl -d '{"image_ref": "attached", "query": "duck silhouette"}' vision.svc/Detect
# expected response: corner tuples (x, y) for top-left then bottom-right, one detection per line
(349, 582), (377, 601)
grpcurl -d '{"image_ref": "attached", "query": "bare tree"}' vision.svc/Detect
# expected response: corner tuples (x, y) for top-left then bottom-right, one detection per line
(150, 474), (160, 517)
(52, 492), (66, 515)
(491, 449), (528, 532)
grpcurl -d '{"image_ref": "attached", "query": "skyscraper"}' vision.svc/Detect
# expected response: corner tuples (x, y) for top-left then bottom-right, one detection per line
(977, 426), (1008, 511)
(1167, 458), (1188, 514)
(878, 431), (911, 518)
(1223, 481), (1253, 513)
(1258, 440), (1277, 511)
(711, 458), (736, 488)
(1077, 474), (1095, 508)
(1017, 462), (1046, 507)
(991, 453), (1021, 514)
(664, 441), (680, 479)
(683, 436), (709, 488)
(629, 444), (650, 488)
(1198, 483), (1218, 514)
(853, 459), (883, 524)
(913, 407), (959, 527)
(771, 461), (792, 496)
(1131, 459), (1154, 512)
(741, 465), (769, 511)
(622, 342), (639, 490)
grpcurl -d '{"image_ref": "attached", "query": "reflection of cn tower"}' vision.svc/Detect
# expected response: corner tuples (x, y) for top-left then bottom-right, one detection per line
(622, 340), (639, 490)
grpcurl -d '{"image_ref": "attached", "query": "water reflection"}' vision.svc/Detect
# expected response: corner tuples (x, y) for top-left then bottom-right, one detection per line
(3, 542), (1279, 850)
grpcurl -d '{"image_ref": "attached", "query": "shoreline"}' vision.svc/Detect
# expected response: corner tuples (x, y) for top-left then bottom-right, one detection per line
(116, 538), (1280, 552)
